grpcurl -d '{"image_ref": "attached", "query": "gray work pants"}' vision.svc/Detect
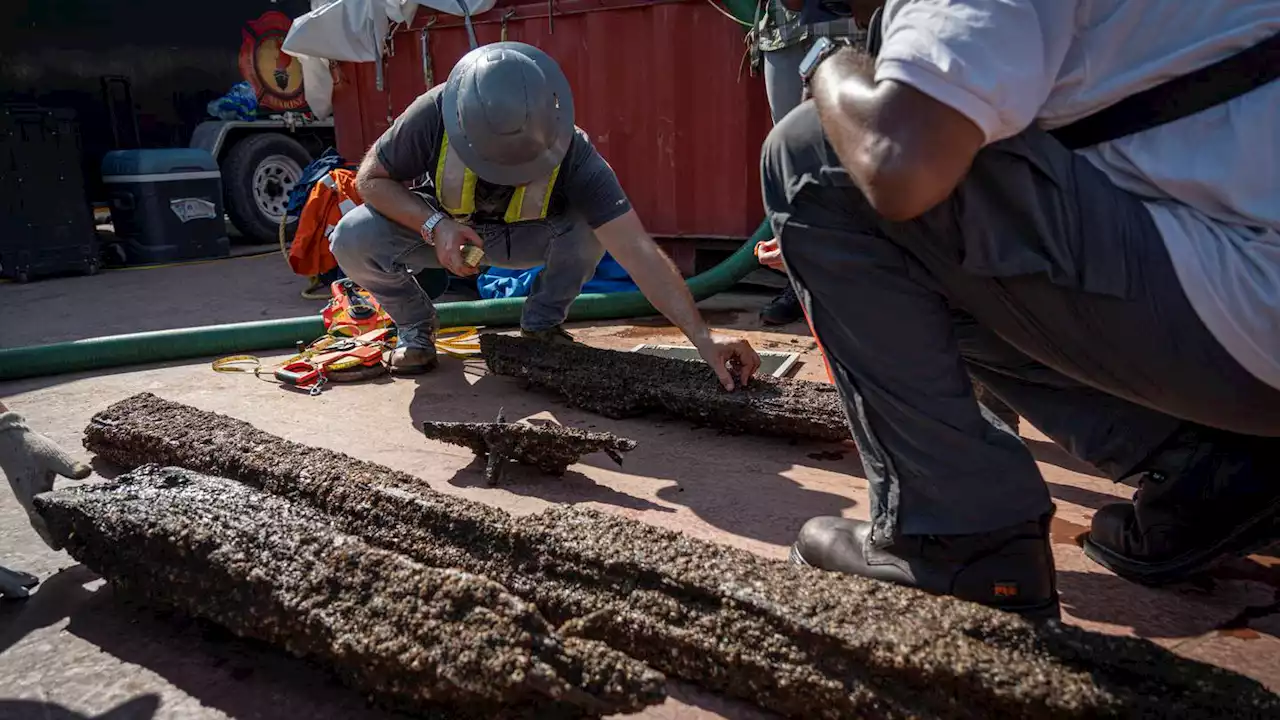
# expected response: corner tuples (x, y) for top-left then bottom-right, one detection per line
(330, 206), (605, 349)
(763, 40), (813, 123)
(761, 101), (1280, 544)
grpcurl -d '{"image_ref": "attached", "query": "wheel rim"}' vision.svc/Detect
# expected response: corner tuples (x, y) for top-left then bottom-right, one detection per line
(253, 154), (303, 223)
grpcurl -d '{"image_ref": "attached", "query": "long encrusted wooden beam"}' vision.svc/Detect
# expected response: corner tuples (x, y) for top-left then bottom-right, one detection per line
(35, 465), (665, 719)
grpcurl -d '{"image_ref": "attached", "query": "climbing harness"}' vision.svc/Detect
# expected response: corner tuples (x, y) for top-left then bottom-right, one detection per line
(323, 277), (393, 337)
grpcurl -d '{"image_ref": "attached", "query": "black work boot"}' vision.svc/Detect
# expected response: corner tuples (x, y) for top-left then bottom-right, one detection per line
(760, 284), (804, 326)
(1083, 425), (1280, 586)
(521, 326), (579, 346)
(791, 513), (1060, 621)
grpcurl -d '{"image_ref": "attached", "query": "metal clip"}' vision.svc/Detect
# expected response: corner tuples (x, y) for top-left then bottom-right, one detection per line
(500, 9), (515, 41)
(308, 375), (328, 397)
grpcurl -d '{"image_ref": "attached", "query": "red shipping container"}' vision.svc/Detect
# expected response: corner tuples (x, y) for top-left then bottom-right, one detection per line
(331, 0), (772, 257)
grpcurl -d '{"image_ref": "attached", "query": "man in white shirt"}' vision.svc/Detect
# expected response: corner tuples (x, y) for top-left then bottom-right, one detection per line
(765, 0), (1280, 621)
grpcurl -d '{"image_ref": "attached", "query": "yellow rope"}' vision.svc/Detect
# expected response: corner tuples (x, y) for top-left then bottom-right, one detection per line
(435, 326), (482, 358)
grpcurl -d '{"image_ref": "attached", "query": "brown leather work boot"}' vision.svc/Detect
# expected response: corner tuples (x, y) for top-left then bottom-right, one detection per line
(388, 345), (439, 375)
(521, 326), (579, 346)
(791, 513), (1061, 621)
(1084, 424), (1280, 586)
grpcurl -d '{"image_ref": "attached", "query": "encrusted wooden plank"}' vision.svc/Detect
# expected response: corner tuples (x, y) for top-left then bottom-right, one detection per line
(34, 465), (665, 719)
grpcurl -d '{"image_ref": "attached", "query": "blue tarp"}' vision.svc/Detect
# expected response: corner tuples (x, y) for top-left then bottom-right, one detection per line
(477, 253), (637, 299)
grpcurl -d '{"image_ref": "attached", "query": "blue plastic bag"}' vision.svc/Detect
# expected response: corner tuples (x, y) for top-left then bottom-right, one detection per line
(477, 254), (637, 299)
(206, 82), (259, 121)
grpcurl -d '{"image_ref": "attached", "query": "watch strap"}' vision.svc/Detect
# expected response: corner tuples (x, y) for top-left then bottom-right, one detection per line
(421, 211), (447, 245)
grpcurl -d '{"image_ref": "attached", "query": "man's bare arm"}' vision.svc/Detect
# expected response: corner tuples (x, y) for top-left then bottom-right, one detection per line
(811, 49), (984, 221)
(595, 210), (711, 344)
(353, 150), (436, 232)
(353, 149), (483, 276)
(594, 210), (761, 389)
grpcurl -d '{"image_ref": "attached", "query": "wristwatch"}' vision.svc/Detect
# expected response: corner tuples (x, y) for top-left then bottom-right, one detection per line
(420, 210), (447, 246)
(798, 36), (852, 91)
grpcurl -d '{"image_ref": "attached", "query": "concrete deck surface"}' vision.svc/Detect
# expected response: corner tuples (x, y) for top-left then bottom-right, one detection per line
(1, 256), (1277, 719)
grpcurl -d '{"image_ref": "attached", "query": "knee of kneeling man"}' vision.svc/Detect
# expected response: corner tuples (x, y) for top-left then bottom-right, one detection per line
(328, 205), (380, 259)
(761, 101), (827, 204)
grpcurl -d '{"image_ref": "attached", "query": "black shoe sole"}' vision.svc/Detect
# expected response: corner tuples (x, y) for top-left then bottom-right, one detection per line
(789, 543), (1062, 622)
(2, 569), (39, 589)
(760, 312), (804, 326)
(1082, 500), (1280, 587)
(388, 362), (438, 376)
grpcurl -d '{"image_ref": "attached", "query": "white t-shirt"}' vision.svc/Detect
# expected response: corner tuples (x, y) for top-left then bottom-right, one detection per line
(876, 0), (1280, 390)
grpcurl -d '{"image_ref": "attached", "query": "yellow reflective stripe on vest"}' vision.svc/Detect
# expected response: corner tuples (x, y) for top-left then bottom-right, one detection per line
(435, 131), (560, 223)
(503, 164), (561, 223)
(435, 132), (476, 217)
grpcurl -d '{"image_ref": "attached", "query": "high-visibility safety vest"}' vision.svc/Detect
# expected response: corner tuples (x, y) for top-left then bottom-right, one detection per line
(289, 168), (363, 277)
(435, 131), (561, 223)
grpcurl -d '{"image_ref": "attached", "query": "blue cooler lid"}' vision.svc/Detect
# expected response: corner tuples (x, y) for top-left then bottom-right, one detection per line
(102, 148), (219, 181)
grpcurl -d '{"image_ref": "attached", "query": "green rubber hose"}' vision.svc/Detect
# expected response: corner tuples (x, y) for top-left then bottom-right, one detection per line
(0, 221), (771, 382)
(722, 0), (757, 26)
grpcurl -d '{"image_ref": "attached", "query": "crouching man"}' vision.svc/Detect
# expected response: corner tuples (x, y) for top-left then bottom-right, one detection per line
(765, 1), (1280, 620)
(331, 42), (759, 389)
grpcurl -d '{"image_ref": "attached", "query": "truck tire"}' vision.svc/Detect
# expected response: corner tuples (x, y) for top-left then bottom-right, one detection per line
(223, 133), (311, 243)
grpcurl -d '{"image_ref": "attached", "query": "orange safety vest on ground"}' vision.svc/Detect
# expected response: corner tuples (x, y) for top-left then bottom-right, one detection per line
(289, 168), (363, 277)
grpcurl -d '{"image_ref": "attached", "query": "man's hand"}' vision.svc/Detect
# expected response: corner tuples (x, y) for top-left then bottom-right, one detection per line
(592, 210), (763, 390)
(0, 412), (91, 551)
(756, 238), (785, 271)
(695, 334), (762, 391)
(432, 217), (485, 277)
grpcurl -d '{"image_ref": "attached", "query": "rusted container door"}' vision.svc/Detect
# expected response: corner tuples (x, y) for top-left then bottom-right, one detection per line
(331, 0), (771, 241)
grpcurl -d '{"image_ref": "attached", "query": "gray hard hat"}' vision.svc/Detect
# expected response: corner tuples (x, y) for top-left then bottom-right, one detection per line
(442, 42), (575, 187)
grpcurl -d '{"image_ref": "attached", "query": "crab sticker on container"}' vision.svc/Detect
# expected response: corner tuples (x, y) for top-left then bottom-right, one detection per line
(241, 10), (307, 112)
(170, 198), (219, 224)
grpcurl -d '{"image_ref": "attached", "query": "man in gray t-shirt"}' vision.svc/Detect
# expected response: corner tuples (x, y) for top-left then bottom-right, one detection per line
(330, 42), (759, 388)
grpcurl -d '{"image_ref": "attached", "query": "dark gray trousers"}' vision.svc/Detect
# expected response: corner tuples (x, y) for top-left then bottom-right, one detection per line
(761, 101), (1280, 544)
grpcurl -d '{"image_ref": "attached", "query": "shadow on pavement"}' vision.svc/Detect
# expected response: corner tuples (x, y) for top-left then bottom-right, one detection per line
(3, 566), (409, 720)
(0, 695), (161, 720)
(1058, 550), (1280, 643)
(447, 454), (676, 515)
(409, 360), (857, 548)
